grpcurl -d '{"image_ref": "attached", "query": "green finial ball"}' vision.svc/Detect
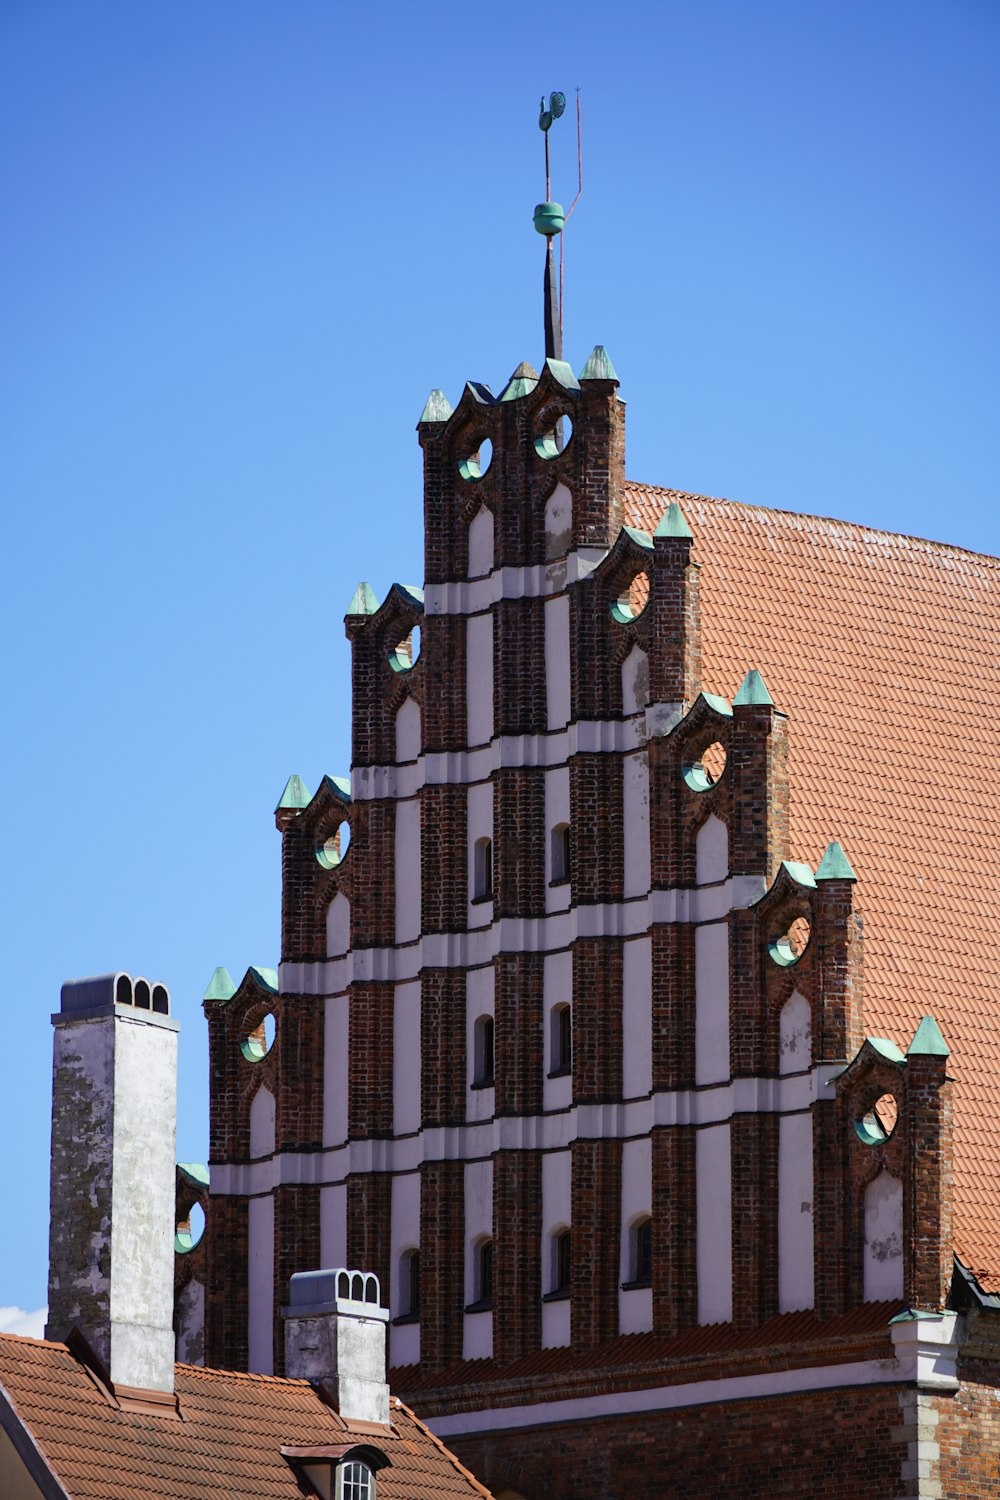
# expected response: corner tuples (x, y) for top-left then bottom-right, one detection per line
(533, 201), (565, 236)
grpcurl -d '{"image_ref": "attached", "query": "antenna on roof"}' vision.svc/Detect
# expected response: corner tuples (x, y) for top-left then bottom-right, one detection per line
(533, 89), (583, 362)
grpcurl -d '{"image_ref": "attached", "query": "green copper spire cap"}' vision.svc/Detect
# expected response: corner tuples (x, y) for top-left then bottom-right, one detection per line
(276, 774), (311, 813)
(178, 1162), (210, 1187)
(622, 525), (654, 551)
(579, 345), (619, 382)
(346, 581), (380, 616)
(544, 358), (580, 391)
(419, 389), (453, 423)
(500, 361), (540, 401)
(249, 965), (279, 993)
(733, 668), (774, 707)
(815, 839), (858, 882)
(327, 774), (351, 802)
(654, 500), (693, 541)
(781, 859), (817, 889)
(865, 1037), (907, 1064)
(204, 966), (236, 1003)
(907, 1015), (950, 1058)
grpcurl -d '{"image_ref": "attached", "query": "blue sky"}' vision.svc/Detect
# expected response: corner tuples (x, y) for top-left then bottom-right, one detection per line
(1, 0), (997, 1314)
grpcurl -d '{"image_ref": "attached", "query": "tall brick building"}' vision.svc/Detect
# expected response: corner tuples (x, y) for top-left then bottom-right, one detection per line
(189, 346), (1000, 1497)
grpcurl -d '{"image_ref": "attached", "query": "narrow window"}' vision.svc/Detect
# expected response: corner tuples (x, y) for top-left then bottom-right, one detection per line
(628, 1217), (652, 1287)
(473, 837), (493, 900)
(473, 1015), (495, 1087)
(477, 1239), (494, 1305)
(398, 1249), (420, 1318)
(549, 1003), (572, 1076)
(550, 823), (570, 884)
(543, 1228), (571, 1301)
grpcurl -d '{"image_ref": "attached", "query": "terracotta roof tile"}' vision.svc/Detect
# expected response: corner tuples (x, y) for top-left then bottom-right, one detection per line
(626, 481), (1000, 1288)
(0, 1334), (491, 1500)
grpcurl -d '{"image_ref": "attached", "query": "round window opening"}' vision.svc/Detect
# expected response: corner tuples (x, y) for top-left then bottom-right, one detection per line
(175, 1200), (205, 1255)
(458, 437), (493, 483)
(683, 740), (727, 792)
(610, 569), (650, 624)
(241, 1011), (276, 1064)
(535, 414), (574, 460)
(389, 625), (421, 672)
(768, 915), (812, 967)
(856, 1092), (899, 1146)
(317, 820), (351, 869)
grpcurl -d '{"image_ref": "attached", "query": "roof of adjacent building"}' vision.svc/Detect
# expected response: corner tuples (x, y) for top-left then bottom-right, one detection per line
(0, 1332), (491, 1500)
(626, 481), (1000, 1289)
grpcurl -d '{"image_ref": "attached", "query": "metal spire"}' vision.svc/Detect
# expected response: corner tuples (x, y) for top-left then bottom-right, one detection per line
(533, 90), (582, 362)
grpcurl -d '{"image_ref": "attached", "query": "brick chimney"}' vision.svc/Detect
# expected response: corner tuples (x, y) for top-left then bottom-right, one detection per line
(46, 972), (179, 1395)
(283, 1269), (390, 1424)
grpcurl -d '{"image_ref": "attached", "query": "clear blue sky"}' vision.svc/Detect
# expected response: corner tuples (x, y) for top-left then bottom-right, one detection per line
(1, 0), (997, 1315)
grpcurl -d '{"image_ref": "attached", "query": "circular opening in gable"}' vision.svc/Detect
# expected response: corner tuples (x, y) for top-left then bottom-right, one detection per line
(535, 415), (573, 460)
(458, 437), (493, 483)
(856, 1092), (899, 1146)
(610, 569), (650, 624)
(683, 740), (727, 792)
(175, 1201), (205, 1255)
(389, 625), (420, 672)
(317, 820), (350, 869)
(241, 1011), (276, 1064)
(768, 915), (812, 967)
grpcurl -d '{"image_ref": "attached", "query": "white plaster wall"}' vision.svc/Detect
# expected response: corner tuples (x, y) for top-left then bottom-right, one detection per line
(622, 937), (653, 1100)
(696, 814), (729, 886)
(323, 995), (349, 1147)
(248, 1194), (275, 1373)
(543, 951), (573, 1113)
(393, 981), (421, 1136)
(320, 1182), (347, 1269)
(779, 990), (812, 1075)
(468, 504), (494, 578)
(696, 1124), (733, 1325)
(545, 594), (571, 730)
(249, 1085), (275, 1160)
(541, 1149), (572, 1348)
(619, 1137), (653, 1334)
(467, 780), (494, 928)
(395, 696), (421, 763)
(394, 797), (421, 945)
(466, 611), (494, 748)
(175, 1278), (205, 1365)
(864, 1170), (903, 1301)
(466, 966), (495, 1122)
(623, 751), (651, 898)
(464, 1159), (494, 1359)
(326, 891), (351, 957)
(778, 1112), (814, 1313)
(544, 481), (573, 561)
(544, 766), (571, 914)
(695, 922), (730, 1085)
(621, 643), (649, 716)
(389, 1171), (421, 1368)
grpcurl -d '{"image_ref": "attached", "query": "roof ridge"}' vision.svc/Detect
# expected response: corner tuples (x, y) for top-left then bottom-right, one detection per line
(624, 479), (1000, 566)
(0, 1330), (66, 1350)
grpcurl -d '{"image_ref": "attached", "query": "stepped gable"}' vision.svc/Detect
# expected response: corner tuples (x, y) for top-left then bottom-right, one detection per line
(627, 478), (1000, 1289)
(0, 1332), (491, 1500)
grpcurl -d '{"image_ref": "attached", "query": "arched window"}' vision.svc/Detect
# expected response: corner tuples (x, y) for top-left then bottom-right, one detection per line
(338, 1461), (375, 1500)
(473, 1014), (495, 1087)
(398, 1249), (420, 1319)
(473, 837), (493, 900)
(469, 1237), (494, 1310)
(626, 1216), (652, 1288)
(544, 1228), (571, 1301)
(550, 823), (570, 885)
(549, 1003), (572, 1076)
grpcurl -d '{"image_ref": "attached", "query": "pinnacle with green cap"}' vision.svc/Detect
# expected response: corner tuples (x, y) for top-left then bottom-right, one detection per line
(907, 1015), (950, 1058)
(733, 668), (774, 707)
(204, 966), (236, 1003)
(579, 345), (618, 382)
(500, 361), (539, 401)
(276, 774), (311, 813)
(249, 965), (279, 992)
(418, 389), (453, 424)
(815, 839), (858, 882)
(654, 499), (693, 540)
(346, 581), (379, 616)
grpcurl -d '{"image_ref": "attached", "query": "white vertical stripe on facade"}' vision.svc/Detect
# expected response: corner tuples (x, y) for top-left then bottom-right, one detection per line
(320, 1182), (347, 1268)
(618, 1136), (653, 1334)
(622, 937), (653, 1100)
(323, 995), (349, 1147)
(695, 922), (730, 1086)
(544, 594), (571, 730)
(247, 1194), (275, 1374)
(392, 981), (421, 1137)
(778, 1111), (815, 1313)
(249, 1085), (275, 1161)
(463, 1160), (493, 1359)
(394, 797), (422, 945)
(467, 505), (494, 578)
(389, 1171), (421, 1368)
(779, 990), (812, 1075)
(465, 611), (494, 748)
(541, 1149), (572, 1349)
(394, 696), (422, 763)
(465, 966), (495, 1123)
(695, 813), (729, 887)
(696, 1124), (733, 1325)
(544, 767), (571, 915)
(622, 750), (651, 899)
(466, 780), (494, 929)
(542, 951), (574, 1113)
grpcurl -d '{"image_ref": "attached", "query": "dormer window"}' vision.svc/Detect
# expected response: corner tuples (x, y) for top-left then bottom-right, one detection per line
(282, 1442), (389, 1500)
(338, 1461), (374, 1500)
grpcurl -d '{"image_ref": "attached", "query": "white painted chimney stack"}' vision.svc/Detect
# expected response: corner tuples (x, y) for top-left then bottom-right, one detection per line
(283, 1269), (390, 1424)
(46, 972), (179, 1394)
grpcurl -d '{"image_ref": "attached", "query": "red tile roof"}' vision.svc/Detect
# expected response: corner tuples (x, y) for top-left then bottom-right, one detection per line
(626, 481), (1000, 1288)
(0, 1333), (492, 1500)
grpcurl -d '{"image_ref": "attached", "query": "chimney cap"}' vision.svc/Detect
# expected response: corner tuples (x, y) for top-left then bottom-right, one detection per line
(284, 1268), (388, 1322)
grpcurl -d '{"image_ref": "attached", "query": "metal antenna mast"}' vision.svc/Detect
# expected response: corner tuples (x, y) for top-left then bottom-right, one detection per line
(533, 90), (583, 362)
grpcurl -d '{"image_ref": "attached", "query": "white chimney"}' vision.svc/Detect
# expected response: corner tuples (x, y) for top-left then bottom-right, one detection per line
(46, 972), (178, 1395)
(283, 1269), (390, 1424)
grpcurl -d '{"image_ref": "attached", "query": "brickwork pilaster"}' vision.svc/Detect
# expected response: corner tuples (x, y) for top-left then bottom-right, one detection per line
(905, 1053), (953, 1310)
(650, 924), (696, 1091)
(493, 767), (545, 917)
(648, 533), (700, 705)
(420, 1159), (465, 1369)
(494, 600), (546, 737)
(420, 784), (466, 931)
(493, 1150), (542, 1365)
(420, 968), (466, 1128)
(731, 1111), (779, 1330)
(652, 1126), (698, 1335)
(272, 1183), (320, 1374)
(569, 753), (623, 905)
(348, 981), (394, 1138)
(572, 939), (623, 1105)
(729, 699), (788, 880)
(347, 1173), (391, 1310)
(275, 992), (324, 1151)
(495, 953), (544, 1116)
(204, 1192), (248, 1370)
(571, 1139), (622, 1351)
(348, 799), (395, 948)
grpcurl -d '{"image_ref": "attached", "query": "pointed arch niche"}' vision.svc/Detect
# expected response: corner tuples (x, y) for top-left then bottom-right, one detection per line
(249, 1084), (276, 1160)
(468, 504), (494, 578)
(695, 813), (728, 886)
(621, 642), (649, 716)
(395, 695), (421, 763)
(326, 891), (351, 957)
(864, 1169), (903, 1301)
